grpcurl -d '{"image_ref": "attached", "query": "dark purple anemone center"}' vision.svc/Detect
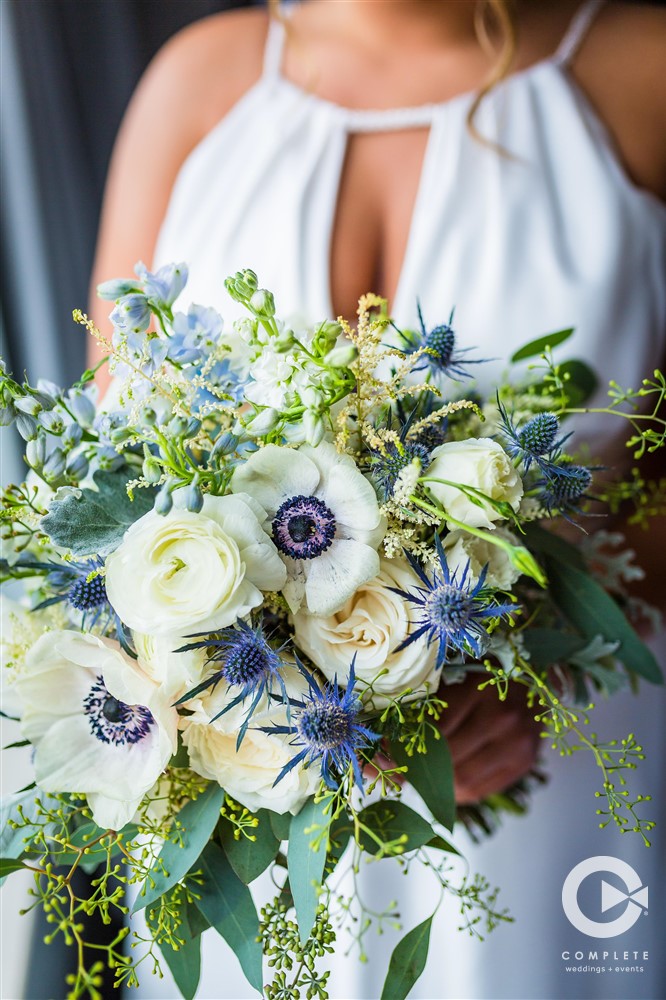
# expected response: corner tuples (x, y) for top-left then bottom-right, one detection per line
(83, 675), (154, 746)
(272, 494), (336, 560)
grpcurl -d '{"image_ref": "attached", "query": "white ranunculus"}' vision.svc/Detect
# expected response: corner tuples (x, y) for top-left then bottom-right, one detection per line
(132, 632), (208, 702)
(105, 494), (286, 637)
(425, 438), (523, 531)
(180, 669), (319, 815)
(13, 630), (178, 830)
(230, 442), (384, 616)
(442, 528), (523, 589)
(293, 557), (439, 706)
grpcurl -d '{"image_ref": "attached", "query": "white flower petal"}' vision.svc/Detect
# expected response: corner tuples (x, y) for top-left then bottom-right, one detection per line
(230, 445), (319, 512)
(86, 792), (141, 831)
(304, 539), (380, 616)
(301, 443), (381, 532)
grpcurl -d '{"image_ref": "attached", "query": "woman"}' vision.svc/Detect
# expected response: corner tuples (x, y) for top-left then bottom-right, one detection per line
(90, 1), (666, 996)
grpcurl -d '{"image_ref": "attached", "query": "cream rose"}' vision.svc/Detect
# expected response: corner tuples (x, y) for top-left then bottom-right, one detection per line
(293, 558), (439, 706)
(181, 669), (319, 814)
(105, 493), (286, 637)
(425, 438), (523, 530)
(442, 528), (523, 589)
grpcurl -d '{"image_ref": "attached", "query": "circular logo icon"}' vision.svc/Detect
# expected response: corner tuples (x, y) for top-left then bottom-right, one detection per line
(562, 856), (648, 938)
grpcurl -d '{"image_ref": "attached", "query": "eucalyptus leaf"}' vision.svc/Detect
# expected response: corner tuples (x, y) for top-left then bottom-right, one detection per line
(557, 359), (598, 406)
(159, 934), (201, 1000)
(380, 915), (433, 1000)
(268, 810), (292, 842)
(133, 783), (224, 913)
(547, 559), (663, 685)
(510, 328), (574, 363)
(0, 857), (28, 877)
(41, 470), (155, 557)
(356, 801), (434, 856)
(391, 731), (455, 832)
(194, 842), (263, 992)
(219, 810), (279, 884)
(521, 628), (588, 670)
(288, 797), (329, 945)
(522, 523), (586, 570)
(148, 894), (202, 1000)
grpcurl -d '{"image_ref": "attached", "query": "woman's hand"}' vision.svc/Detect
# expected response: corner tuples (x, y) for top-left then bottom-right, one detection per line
(439, 676), (541, 805)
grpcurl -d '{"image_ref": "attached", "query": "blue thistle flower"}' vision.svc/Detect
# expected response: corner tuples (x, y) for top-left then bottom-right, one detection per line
(391, 537), (517, 669)
(36, 557), (110, 627)
(262, 657), (379, 790)
(497, 396), (570, 472)
(174, 619), (288, 748)
(535, 461), (594, 520)
(396, 303), (486, 381)
(370, 439), (430, 500)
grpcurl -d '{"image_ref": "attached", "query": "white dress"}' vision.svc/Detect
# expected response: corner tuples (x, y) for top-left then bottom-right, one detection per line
(137, 2), (666, 997)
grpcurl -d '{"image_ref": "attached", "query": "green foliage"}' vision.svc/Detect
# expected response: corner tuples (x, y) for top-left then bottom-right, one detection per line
(194, 842), (263, 992)
(356, 801), (434, 857)
(41, 470), (155, 556)
(288, 797), (330, 945)
(0, 857), (28, 877)
(546, 559), (662, 684)
(219, 808), (280, 884)
(145, 891), (203, 1000)
(133, 783), (224, 913)
(380, 915), (433, 1000)
(510, 328), (574, 363)
(391, 729), (455, 832)
(521, 628), (589, 670)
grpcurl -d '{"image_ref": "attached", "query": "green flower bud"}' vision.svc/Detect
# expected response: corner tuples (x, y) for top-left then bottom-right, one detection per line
(142, 456), (163, 484)
(15, 395), (42, 417)
(168, 415), (189, 437)
(26, 436), (47, 468)
(324, 343), (358, 368)
(155, 486), (173, 516)
(141, 405), (158, 426)
(185, 483), (204, 513)
(16, 413), (38, 441)
(241, 269), (258, 291)
(303, 411), (325, 447)
(245, 407), (280, 436)
(313, 320), (343, 353)
(250, 289), (276, 318)
(65, 452), (89, 480)
(274, 329), (296, 353)
(43, 449), (66, 480)
(211, 432), (239, 458)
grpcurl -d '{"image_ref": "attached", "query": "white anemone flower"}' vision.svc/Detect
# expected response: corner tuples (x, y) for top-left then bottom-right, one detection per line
(13, 630), (178, 830)
(231, 442), (384, 616)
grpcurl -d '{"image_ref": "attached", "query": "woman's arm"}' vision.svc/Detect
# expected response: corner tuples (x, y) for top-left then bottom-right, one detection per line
(88, 9), (267, 390)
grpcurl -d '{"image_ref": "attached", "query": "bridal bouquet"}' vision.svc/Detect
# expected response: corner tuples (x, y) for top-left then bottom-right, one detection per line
(1, 263), (663, 999)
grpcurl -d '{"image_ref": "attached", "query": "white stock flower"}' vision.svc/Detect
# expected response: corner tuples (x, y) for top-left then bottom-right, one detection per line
(180, 669), (319, 815)
(132, 632), (208, 702)
(425, 438), (523, 531)
(442, 528), (523, 589)
(230, 442), (384, 616)
(105, 494), (286, 637)
(293, 557), (439, 706)
(13, 630), (178, 830)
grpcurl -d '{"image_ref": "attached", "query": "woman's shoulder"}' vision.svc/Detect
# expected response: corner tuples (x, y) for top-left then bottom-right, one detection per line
(141, 9), (271, 143)
(574, 2), (666, 199)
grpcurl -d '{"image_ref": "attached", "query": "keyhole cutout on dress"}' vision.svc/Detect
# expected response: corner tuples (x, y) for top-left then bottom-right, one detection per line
(327, 127), (433, 321)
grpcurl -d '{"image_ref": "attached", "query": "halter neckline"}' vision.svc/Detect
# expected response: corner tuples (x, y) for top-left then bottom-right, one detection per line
(261, 0), (606, 133)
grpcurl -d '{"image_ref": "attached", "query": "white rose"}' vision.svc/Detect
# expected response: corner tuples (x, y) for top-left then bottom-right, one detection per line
(425, 438), (523, 530)
(133, 632), (208, 702)
(181, 669), (319, 815)
(293, 558), (439, 706)
(105, 493), (286, 637)
(442, 528), (523, 589)
(13, 630), (178, 830)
